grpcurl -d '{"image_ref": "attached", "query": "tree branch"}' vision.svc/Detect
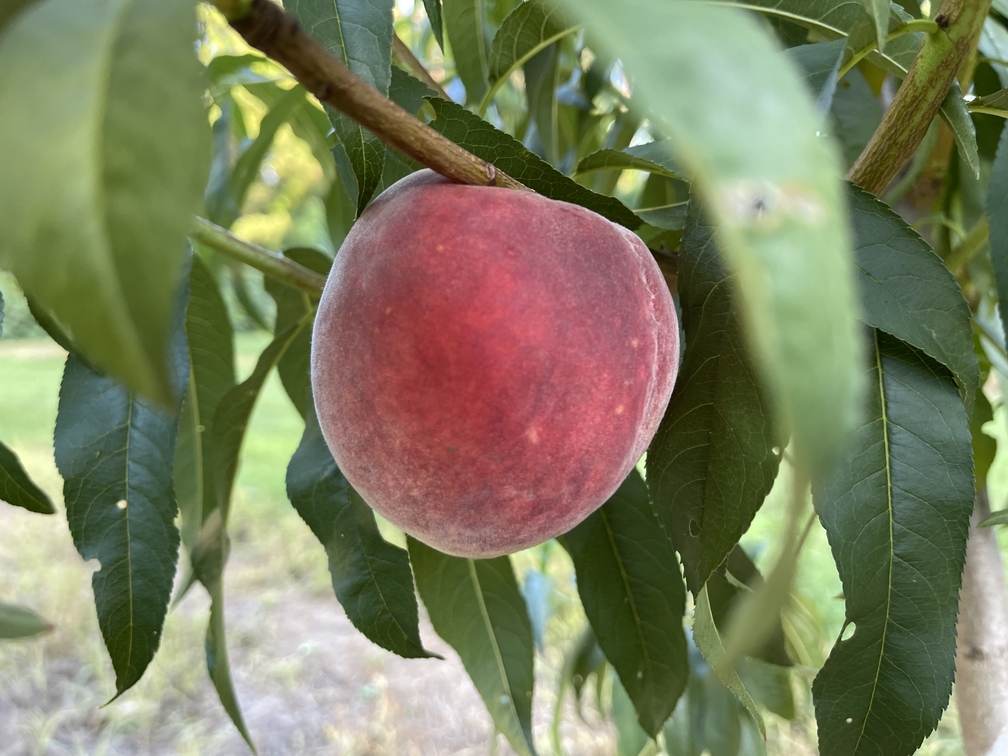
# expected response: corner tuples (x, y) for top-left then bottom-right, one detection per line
(227, 0), (529, 192)
(392, 33), (450, 101)
(848, 0), (992, 195)
(189, 217), (327, 295)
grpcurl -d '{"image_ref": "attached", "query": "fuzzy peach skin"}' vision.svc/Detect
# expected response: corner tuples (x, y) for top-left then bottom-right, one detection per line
(310, 170), (679, 558)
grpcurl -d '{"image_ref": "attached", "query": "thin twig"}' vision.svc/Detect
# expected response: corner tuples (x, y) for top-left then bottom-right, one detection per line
(392, 33), (450, 100)
(189, 217), (327, 295)
(228, 0), (529, 192)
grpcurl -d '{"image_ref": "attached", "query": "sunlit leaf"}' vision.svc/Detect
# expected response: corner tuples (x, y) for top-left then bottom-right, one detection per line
(812, 331), (972, 756)
(0, 0), (210, 405)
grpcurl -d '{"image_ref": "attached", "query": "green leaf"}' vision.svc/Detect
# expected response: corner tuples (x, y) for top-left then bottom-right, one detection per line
(523, 45), (560, 165)
(575, 142), (686, 182)
(848, 184), (979, 408)
(0, 0), (209, 406)
(175, 255), (236, 555)
(646, 204), (779, 593)
(488, 0), (575, 82)
(423, 0), (445, 49)
(693, 586), (765, 738)
(787, 40), (846, 115)
(205, 86), (306, 228)
(212, 317), (313, 520)
(409, 539), (537, 756)
(573, 0), (863, 474)
(426, 97), (640, 228)
(611, 674), (652, 756)
(710, 0), (978, 178)
(0, 602), (53, 640)
(972, 388), (996, 492)
(443, 0), (489, 103)
(0, 440), (55, 515)
(54, 352), (184, 696)
(0, 0), (38, 30)
(287, 405), (437, 658)
(979, 18), (1008, 88)
(286, 0), (395, 214)
(859, 0), (889, 53)
(829, 69), (882, 170)
(971, 87), (1008, 117)
(562, 470), (689, 737)
(811, 331), (973, 756)
(263, 248), (331, 417)
(989, 126), (1008, 345)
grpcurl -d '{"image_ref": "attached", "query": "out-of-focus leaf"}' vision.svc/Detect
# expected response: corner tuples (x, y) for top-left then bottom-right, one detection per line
(520, 569), (552, 652)
(409, 539), (537, 756)
(427, 97), (640, 228)
(693, 586), (765, 737)
(575, 142), (686, 182)
(443, 0), (489, 103)
(286, 0), (394, 213)
(0, 441), (54, 515)
(54, 350), (185, 696)
(563, 470), (689, 737)
(860, 0), (889, 53)
(979, 18), (1008, 88)
(0, 0), (37, 30)
(423, 0), (444, 49)
(712, 0), (979, 176)
(972, 389), (996, 492)
(647, 204), (779, 592)
(0, 602), (52, 639)
(787, 39), (846, 115)
(848, 184), (978, 409)
(989, 127), (1008, 344)
(0, 0), (210, 405)
(611, 674), (652, 756)
(287, 405), (437, 658)
(812, 332), (972, 756)
(264, 248), (331, 417)
(523, 45), (560, 164)
(572, 0), (863, 474)
(829, 69), (882, 170)
(738, 657), (794, 720)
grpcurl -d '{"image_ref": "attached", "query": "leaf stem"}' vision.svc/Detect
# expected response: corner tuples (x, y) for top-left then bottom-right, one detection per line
(945, 217), (989, 275)
(848, 0), (993, 195)
(224, 0), (530, 192)
(835, 18), (940, 81)
(189, 217), (327, 295)
(392, 33), (450, 100)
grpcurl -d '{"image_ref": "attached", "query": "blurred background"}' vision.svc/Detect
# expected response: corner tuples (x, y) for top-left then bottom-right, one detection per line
(2, 0), (1006, 753)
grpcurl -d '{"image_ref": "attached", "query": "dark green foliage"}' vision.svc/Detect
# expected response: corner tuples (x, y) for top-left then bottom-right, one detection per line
(0, 441), (54, 515)
(989, 126), (1008, 345)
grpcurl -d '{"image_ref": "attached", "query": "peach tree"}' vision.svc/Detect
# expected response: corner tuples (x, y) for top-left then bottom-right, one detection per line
(1, 0), (1007, 753)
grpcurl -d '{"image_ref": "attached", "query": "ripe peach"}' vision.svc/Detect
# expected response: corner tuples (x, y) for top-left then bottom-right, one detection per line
(310, 170), (679, 558)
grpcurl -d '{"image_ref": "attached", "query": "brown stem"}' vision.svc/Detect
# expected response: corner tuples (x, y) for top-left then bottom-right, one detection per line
(848, 0), (992, 195)
(229, 0), (529, 192)
(392, 33), (450, 100)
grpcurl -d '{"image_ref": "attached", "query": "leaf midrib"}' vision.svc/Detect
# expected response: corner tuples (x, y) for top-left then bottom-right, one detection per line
(853, 330), (895, 753)
(122, 395), (135, 685)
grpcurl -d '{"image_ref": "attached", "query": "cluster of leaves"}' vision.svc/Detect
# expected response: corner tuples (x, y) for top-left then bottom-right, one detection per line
(3, 0), (1008, 754)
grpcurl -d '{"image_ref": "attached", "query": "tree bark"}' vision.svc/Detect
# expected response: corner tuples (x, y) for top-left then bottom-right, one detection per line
(955, 488), (1008, 756)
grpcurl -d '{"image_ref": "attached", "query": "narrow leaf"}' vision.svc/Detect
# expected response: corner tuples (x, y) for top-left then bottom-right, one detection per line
(989, 126), (1008, 345)
(575, 142), (686, 182)
(848, 184), (979, 407)
(286, 0), (395, 213)
(0, 602), (53, 639)
(573, 0), (863, 474)
(812, 331), (973, 756)
(488, 0), (578, 83)
(423, 0), (444, 49)
(54, 353), (183, 696)
(562, 469), (689, 738)
(787, 39), (846, 115)
(287, 405), (436, 658)
(859, 0), (889, 53)
(693, 586), (765, 737)
(0, 440), (55, 514)
(647, 203), (779, 592)
(443, 0), (489, 103)
(0, 0), (209, 404)
(427, 97), (640, 228)
(409, 539), (537, 756)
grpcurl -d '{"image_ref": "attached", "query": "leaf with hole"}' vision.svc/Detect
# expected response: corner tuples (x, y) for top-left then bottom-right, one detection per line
(0, 0), (210, 405)
(811, 331), (973, 756)
(409, 539), (537, 756)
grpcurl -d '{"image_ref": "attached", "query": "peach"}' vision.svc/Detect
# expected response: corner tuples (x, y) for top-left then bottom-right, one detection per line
(310, 170), (679, 558)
